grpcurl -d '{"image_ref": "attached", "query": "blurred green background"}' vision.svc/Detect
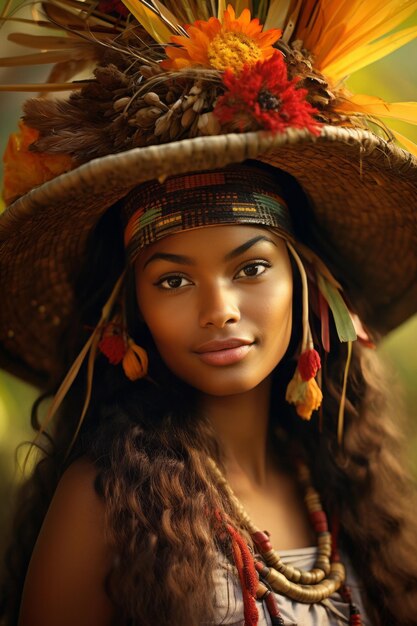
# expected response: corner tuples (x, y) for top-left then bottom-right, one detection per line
(0, 4), (416, 539)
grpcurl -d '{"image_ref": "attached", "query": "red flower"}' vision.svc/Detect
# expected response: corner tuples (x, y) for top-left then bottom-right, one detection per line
(213, 51), (320, 134)
(298, 348), (321, 381)
(97, 0), (129, 17)
(98, 323), (127, 364)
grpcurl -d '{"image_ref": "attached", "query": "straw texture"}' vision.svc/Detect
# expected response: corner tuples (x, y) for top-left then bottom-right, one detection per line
(0, 126), (416, 384)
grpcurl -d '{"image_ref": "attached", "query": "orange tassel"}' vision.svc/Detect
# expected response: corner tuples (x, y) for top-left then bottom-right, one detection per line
(285, 352), (323, 420)
(295, 377), (323, 420)
(122, 339), (148, 380)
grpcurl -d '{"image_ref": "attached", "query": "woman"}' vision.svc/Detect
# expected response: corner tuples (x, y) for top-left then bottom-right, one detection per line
(0, 2), (417, 626)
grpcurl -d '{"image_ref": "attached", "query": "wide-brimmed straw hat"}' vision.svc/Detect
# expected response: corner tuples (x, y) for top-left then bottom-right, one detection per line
(0, 1), (417, 386)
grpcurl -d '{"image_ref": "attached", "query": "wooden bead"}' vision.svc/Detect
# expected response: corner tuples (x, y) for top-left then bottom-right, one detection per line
(256, 581), (269, 600)
(207, 456), (360, 614)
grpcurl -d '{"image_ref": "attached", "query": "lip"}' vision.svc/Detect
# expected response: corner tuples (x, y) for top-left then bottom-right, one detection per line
(193, 338), (254, 366)
(194, 338), (253, 353)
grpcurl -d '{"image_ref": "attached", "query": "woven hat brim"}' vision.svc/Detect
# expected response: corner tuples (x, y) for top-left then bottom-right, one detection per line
(1, 126), (416, 384)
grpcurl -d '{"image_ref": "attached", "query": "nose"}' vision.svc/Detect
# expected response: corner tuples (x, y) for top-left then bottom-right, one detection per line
(198, 281), (240, 328)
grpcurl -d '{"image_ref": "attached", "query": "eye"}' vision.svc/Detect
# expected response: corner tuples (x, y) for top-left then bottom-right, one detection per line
(235, 261), (271, 279)
(155, 274), (193, 290)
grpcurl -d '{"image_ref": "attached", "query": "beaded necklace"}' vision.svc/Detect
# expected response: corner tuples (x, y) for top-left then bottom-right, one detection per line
(209, 457), (363, 626)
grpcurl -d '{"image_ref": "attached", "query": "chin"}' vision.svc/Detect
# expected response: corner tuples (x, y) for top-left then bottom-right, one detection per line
(185, 372), (267, 397)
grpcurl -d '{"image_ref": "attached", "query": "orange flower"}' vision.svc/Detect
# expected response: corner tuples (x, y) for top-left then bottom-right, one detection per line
(285, 370), (323, 420)
(162, 4), (281, 72)
(2, 121), (73, 206)
(122, 339), (148, 381)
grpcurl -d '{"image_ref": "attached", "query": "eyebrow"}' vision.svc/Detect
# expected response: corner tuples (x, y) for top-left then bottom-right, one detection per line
(142, 235), (277, 269)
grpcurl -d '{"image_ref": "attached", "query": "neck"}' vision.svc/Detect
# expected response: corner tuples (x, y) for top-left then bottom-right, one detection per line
(198, 376), (274, 487)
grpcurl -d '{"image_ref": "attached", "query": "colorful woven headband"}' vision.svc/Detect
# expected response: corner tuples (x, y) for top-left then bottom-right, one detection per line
(122, 165), (293, 263)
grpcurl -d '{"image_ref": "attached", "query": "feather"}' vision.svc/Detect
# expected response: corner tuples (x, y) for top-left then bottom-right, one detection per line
(120, 0), (174, 43)
(264, 0), (294, 30)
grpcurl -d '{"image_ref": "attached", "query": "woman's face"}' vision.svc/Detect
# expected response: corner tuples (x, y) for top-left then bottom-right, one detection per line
(135, 225), (293, 396)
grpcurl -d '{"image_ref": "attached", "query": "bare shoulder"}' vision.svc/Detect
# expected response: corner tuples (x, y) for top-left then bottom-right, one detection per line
(19, 458), (116, 626)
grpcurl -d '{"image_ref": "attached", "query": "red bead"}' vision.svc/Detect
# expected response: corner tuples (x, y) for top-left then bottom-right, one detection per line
(255, 561), (269, 577)
(252, 531), (273, 552)
(265, 591), (281, 618)
(309, 510), (328, 533)
(350, 603), (362, 625)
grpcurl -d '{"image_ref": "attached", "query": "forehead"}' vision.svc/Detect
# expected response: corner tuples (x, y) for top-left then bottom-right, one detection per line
(137, 224), (287, 263)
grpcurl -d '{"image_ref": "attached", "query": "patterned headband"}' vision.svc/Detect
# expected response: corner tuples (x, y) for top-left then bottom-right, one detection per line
(122, 165), (293, 263)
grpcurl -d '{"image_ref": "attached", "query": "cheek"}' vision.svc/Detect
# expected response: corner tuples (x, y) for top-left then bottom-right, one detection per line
(138, 292), (191, 358)
(247, 279), (293, 376)
(253, 278), (293, 343)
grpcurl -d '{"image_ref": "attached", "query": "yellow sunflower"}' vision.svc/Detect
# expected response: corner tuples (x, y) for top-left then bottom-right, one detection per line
(162, 4), (281, 73)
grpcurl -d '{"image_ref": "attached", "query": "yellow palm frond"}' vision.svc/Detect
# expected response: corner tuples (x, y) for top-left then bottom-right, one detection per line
(326, 26), (417, 81)
(217, 0), (227, 20)
(263, 0), (295, 30)
(391, 129), (417, 157)
(120, 0), (176, 43)
(161, 0), (210, 23)
(337, 95), (417, 125)
(234, 0), (251, 16)
(317, 2), (417, 69)
(294, 0), (417, 82)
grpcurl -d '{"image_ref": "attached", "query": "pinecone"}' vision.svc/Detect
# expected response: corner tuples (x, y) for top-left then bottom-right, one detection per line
(275, 40), (340, 118)
(24, 47), (222, 162)
(127, 75), (221, 147)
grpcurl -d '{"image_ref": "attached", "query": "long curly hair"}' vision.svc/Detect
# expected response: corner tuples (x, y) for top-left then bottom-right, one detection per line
(1, 184), (417, 626)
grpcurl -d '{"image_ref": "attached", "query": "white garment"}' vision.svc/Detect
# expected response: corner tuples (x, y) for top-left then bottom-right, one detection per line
(212, 546), (370, 626)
